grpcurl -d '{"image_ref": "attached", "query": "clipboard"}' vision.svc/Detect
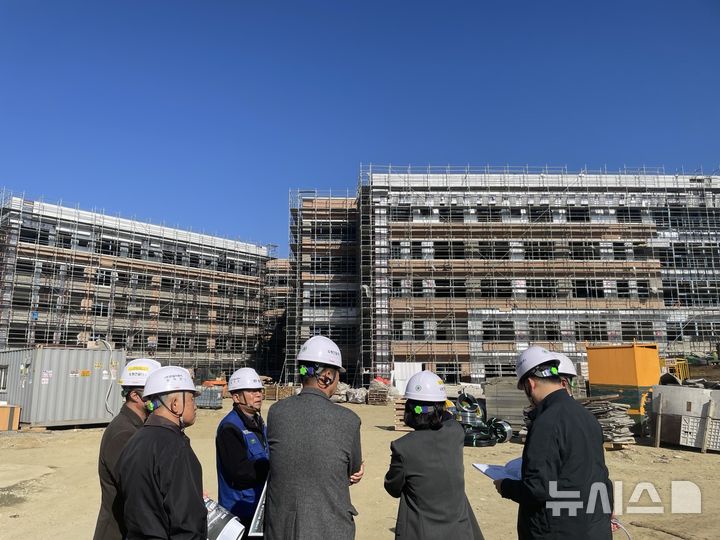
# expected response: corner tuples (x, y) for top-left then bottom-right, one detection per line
(248, 480), (267, 537)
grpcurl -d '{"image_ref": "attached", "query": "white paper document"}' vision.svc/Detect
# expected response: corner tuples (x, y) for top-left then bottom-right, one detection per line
(473, 457), (523, 481)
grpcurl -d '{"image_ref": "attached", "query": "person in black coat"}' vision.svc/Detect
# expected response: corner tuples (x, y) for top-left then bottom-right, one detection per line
(93, 358), (160, 540)
(384, 370), (484, 540)
(116, 366), (207, 540)
(495, 346), (613, 540)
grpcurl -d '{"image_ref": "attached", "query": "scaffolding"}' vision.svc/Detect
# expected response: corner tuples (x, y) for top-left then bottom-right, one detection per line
(359, 165), (720, 382)
(260, 257), (289, 379)
(0, 192), (269, 375)
(285, 190), (361, 384)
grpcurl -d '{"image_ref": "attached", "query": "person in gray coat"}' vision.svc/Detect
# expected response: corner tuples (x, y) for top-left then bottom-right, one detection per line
(385, 371), (484, 540)
(264, 336), (364, 540)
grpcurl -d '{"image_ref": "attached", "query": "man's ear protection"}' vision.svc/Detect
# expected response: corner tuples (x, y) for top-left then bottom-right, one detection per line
(299, 365), (314, 376)
(299, 364), (335, 386)
(145, 398), (161, 412)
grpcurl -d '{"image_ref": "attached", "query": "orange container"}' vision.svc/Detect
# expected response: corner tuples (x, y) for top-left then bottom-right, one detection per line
(586, 343), (661, 420)
(0, 404), (21, 431)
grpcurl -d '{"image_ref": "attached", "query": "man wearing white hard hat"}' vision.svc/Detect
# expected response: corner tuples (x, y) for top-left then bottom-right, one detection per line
(115, 365), (207, 539)
(494, 346), (612, 540)
(265, 335), (364, 540)
(384, 370), (484, 539)
(216, 367), (269, 533)
(93, 358), (160, 540)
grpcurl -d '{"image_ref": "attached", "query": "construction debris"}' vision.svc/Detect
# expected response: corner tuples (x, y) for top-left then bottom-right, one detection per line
(347, 388), (368, 404)
(683, 378), (720, 390)
(330, 382), (350, 403)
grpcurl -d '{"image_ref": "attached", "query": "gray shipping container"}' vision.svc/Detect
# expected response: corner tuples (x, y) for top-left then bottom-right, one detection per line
(0, 347), (127, 427)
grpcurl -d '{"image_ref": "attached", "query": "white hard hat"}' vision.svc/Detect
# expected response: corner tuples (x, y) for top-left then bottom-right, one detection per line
(296, 335), (345, 372)
(515, 346), (563, 388)
(119, 358), (161, 388)
(404, 371), (447, 402)
(228, 367), (263, 391)
(556, 353), (577, 378)
(143, 366), (198, 399)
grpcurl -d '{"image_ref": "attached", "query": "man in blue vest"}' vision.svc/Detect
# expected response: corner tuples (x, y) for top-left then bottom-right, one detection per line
(216, 367), (269, 533)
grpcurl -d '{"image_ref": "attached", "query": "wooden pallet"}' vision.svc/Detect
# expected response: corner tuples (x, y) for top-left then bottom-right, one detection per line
(368, 388), (389, 406)
(394, 398), (413, 431)
(265, 385), (296, 401)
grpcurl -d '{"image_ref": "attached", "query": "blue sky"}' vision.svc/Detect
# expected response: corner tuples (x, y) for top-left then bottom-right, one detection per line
(1, 1), (719, 256)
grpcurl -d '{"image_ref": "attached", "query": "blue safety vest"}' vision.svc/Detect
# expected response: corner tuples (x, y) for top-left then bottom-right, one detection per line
(216, 409), (269, 520)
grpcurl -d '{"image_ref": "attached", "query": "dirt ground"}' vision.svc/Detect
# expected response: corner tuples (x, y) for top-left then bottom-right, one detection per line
(1, 399), (718, 540)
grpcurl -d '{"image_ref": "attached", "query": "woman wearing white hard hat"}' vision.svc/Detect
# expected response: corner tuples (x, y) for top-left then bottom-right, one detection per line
(115, 366), (207, 539)
(384, 370), (484, 539)
(93, 358), (160, 540)
(216, 367), (269, 533)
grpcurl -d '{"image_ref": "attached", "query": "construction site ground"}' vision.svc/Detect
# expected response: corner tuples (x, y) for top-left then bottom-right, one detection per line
(0, 400), (717, 540)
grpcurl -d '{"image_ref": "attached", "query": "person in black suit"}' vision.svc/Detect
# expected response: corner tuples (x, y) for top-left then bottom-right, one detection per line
(494, 346), (612, 539)
(384, 370), (484, 539)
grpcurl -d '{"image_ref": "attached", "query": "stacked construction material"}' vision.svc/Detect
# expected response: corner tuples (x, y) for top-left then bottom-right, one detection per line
(580, 398), (636, 445)
(265, 384), (296, 401)
(484, 377), (527, 430)
(196, 387), (223, 409)
(368, 378), (390, 405)
(516, 397), (635, 445)
(394, 399), (413, 431)
(368, 387), (389, 405)
(456, 391), (513, 447)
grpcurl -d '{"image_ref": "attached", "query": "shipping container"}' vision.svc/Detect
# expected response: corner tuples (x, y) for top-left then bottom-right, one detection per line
(0, 347), (127, 427)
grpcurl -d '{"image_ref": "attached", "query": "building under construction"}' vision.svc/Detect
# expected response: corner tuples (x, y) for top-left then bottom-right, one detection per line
(0, 193), (269, 373)
(288, 166), (720, 383)
(285, 191), (361, 384)
(260, 257), (290, 378)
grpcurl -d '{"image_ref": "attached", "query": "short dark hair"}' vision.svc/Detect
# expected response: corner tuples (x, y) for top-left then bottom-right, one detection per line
(122, 387), (141, 401)
(403, 400), (445, 430)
